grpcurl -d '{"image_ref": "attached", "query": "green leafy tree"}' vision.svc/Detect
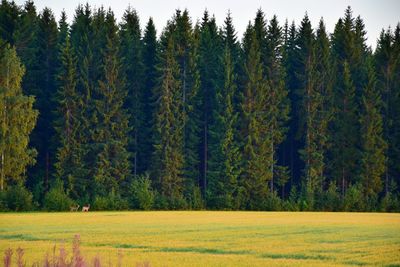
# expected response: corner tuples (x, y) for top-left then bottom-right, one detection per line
(0, 44), (38, 190)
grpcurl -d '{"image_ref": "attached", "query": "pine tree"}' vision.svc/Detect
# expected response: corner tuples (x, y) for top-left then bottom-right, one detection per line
(0, 43), (38, 190)
(359, 59), (386, 199)
(152, 35), (185, 201)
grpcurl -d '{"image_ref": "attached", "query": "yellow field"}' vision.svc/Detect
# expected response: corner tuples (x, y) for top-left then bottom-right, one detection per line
(1, 212), (399, 266)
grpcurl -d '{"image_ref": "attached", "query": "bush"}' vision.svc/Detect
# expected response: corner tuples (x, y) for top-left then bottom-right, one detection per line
(264, 191), (282, 211)
(380, 193), (400, 212)
(321, 181), (341, 211)
(154, 193), (187, 210)
(3, 184), (33, 211)
(189, 186), (204, 210)
(129, 174), (154, 210)
(93, 190), (129, 211)
(344, 183), (365, 211)
(44, 180), (73, 211)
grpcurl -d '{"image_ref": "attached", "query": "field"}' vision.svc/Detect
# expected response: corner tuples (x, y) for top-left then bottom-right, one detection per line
(1, 212), (400, 266)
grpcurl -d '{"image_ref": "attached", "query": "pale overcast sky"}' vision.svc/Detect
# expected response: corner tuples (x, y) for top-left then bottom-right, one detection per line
(14, 0), (400, 49)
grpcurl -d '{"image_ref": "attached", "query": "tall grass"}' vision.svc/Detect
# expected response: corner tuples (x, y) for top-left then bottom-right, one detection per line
(3, 235), (150, 267)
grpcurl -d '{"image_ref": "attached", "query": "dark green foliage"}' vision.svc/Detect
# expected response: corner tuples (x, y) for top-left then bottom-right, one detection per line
(2, 184), (34, 211)
(0, 0), (19, 44)
(43, 179), (73, 211)
(152, 34), (185, 201)
(129, 174), (154, 210)
(90, 10), (131, 197)
(93, 190), (129, 211)
(359, 59), (386, 199)
(207, 46), (241, 210)
(198, 12), (223, 201)
(29, 7), (59, 192)
(0, 2), (399, 211)
(120, 8), (146, 177)
(241, 29), (272, 210)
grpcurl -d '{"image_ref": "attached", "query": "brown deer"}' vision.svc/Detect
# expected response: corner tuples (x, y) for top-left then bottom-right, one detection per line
(82, 204), (90, 212)
(70, 204), (80, 212)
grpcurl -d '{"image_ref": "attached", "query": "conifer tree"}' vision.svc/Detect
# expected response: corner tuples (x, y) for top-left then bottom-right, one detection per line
(241, 29), (272, 210)
(119, 8), (146, 177)
(331, 62), (359, 197)
(207, 45), (241, 209)
(54, 28), (86, 200)
(0, 44), (38, 190)
(29, 7), (58, 192)
(375, 27), (398, 195)
(142, 18), (158, 175)
(198, 11), (223, 199)
(0, 0), (19, 44)
(359, 59), (386, 199)
(90, 10), (131, 197)
(152, 35), (185, 201)
(264, 15), (290, 193)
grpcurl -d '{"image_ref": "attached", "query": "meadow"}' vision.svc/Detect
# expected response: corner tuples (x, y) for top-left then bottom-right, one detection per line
(0, 212), (399, 266)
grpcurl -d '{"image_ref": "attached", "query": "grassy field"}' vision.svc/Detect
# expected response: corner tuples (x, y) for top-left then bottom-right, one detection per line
(0, 211), (399, 266)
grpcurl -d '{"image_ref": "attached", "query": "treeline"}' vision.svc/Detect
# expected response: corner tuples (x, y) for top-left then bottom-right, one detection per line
(0, 0), (399, 211)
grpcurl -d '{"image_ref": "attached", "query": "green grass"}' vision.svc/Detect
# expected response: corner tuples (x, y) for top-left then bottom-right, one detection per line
(0, 211), (399, 266)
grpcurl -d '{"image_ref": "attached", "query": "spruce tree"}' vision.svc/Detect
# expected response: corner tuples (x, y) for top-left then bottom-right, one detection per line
(29, 7), (58, 192)
(207, 46), (241, 209)
(198, 11), (223, 200)
(119, 7), (146, 177)
(0, 0), (19, 44)
(142, 18), (158, 175)
(152, 35), (185, 202)
(359, 59), (386, 200)
(375, 27), (398, 195)
(0, 44), (38, 190)
(264, 15), (290, 193)
(331, 61), (359, 197)
(241, 29), (272, 210)
(54, 33), (86, 200)
(90, 10), (131, 197)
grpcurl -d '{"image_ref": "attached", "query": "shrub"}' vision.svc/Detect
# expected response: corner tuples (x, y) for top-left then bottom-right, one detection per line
(129, 174), (154, 210)
(344, 183), (365, 211)
(264, 191), (282, 211)
(3, 184), (33, 211)
(320, 181), (341, 211)
(93, 190), (129, 211)
(44, 180), (73, 211)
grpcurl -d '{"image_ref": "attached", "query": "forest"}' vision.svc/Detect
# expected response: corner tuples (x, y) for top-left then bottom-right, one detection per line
(0, 0), (399, 212)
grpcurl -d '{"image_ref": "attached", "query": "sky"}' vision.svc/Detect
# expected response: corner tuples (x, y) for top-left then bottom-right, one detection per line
(13, 0), (400, 50)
